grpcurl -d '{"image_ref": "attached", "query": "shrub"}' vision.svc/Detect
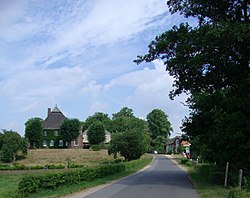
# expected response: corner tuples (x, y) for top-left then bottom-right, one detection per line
(227, 188), (249, 198)
(17, 163), (126, 196)
(180, 158), (189, 165)
(91, 144), (101, 151)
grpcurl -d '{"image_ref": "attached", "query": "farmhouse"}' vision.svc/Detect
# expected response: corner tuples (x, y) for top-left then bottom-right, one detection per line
(42, 105), (83, 148)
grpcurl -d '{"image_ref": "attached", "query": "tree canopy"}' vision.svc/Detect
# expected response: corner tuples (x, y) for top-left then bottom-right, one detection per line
(1, 130), (27, 163)
(135, 0), (250, 169)
(60, 118), (81, 145)
(83, 112), (112, 131)
(87, 121), (106, 145)
(25, 117), (43, 148)
(112, 107), (135, 119)
(146, 109), (172, 139)
(108, 129), (150, 161)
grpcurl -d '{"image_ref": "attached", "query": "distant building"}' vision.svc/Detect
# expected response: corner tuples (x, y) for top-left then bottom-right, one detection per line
(165, 136), (191, 154)
(42, 105), (83, 148)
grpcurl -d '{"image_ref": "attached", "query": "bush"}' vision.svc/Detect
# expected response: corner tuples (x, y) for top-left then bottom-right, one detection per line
(227, 188), (249, 198)
(91, 144), (101, 151)
(180, 158), (189, 165)
(17, 163), (126, 196)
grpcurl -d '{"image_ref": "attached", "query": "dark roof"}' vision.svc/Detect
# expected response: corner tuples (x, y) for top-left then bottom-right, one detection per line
(42, 106), (66, 129)
(166, 136), (181, 145)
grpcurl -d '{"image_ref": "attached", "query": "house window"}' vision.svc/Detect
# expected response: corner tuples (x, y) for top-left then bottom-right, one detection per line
(44, 131), (47, 136)
(59, 140), (63, 147)
(50, 140), (54, 146)
(43, 140), (47, 147)
(74, 140), (79, 146)
(54, 131), (58, 136)
(66, 142), (68, 146)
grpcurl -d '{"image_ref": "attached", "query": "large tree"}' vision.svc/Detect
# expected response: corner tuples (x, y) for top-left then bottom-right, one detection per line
(87, 121), (106, 145)
(25, 117), (43, 148)
(135, 0), (250, 169)
(60, 118), (81, 146)
(1, 131), (28, 163)
(108, 129), (150, 161)
(146, 109), (172, 139)
(83, 112), (112, 131)
(112, 107), (135, 119)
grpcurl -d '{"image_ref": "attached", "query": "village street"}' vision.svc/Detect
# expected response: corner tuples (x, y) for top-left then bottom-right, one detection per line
(66, 155), (198, 198)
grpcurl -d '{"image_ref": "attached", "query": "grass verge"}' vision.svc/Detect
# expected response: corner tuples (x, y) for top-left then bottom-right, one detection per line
(12, 154), (152, 198)
(172, 155), (250, 198)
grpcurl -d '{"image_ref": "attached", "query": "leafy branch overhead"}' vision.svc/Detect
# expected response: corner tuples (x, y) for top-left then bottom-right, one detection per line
(135, 0), (250, 170)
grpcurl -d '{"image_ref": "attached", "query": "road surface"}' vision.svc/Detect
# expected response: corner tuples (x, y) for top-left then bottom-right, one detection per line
(81, 155), (197, 198)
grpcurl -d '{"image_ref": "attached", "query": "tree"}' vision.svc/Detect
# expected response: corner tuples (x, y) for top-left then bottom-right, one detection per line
(25, 117), (43, 148)
(1, 131), (28, 163)
(0, 131), (3, 150)
(60, 118), (81, 146)
(135, 0), (250, 170)
(108, 129), (150, 161)
(83, 112), (112, 131)
(146, 109), (172, 139)
(111, 116), (147, 134)
(112, 107), (135, 119)
(87, 121), (105, 145)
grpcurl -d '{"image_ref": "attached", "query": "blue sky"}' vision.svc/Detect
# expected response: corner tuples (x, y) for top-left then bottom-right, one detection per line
(0, 0), (194, 137)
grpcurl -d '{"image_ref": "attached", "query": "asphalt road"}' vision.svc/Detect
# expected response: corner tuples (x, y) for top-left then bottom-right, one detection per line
(84, 155), (198, 198)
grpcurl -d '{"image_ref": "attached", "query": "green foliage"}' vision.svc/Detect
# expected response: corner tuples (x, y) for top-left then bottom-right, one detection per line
(0, 132), (3, 150)
(111, 116), (148, 134)
(17, 164), (126, 196)
(135, 0), (250, 171)
(108, 129), (150, 161)
(227, 188), (250, 198)
(91, 144), (101, 151)
(146, 109), (172, 139)
(87, 121), (105, 145)
(112, 107), (135, 119)
(1, 131), (27, 163)
(25, 117), (43, 148)
(60, 118), (81, 144)
(83, 112), (112, 131)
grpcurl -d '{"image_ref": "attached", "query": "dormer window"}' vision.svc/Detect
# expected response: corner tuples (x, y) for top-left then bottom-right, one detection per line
(44, 131), (47, 136)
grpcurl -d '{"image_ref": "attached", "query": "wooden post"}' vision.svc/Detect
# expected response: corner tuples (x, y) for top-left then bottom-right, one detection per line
(224, 162), (229, 187)
(238, 169), (243, 189)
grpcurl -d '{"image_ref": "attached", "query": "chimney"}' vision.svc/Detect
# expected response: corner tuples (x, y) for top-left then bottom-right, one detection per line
(48, 108), (51, 116)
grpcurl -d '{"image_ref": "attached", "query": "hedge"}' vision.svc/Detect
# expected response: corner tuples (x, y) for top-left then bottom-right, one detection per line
(18, 163), (125, 196)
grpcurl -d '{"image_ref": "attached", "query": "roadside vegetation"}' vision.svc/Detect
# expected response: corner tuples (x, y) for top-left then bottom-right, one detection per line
(172, 155), (250, 198)
(0, 151), (152, 198)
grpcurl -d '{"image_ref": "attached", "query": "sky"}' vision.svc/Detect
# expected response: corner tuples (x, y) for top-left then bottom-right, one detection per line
(0, 0), (195, 137)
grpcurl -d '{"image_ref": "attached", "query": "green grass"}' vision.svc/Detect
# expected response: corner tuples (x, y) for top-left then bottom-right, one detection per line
(173, 155), (250, 198)
(0, 174), (23, 198)
(27, 155), (153, 198)
(1, 155), (152, 198)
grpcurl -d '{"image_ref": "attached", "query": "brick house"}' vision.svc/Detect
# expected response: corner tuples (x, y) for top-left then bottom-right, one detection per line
(42, 105), (83, 148)
(165, 136), (181, 153)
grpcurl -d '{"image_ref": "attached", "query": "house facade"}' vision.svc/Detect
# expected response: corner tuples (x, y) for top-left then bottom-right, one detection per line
(165, 136), (191, 155)
(42, 106), (83, 148)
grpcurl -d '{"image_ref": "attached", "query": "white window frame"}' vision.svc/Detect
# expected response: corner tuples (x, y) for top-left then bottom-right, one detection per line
(59, 140), (63, 147)
(50, 140), (54, 146)
(74, 140), (79, 146)
(43, 140), (47, 147)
